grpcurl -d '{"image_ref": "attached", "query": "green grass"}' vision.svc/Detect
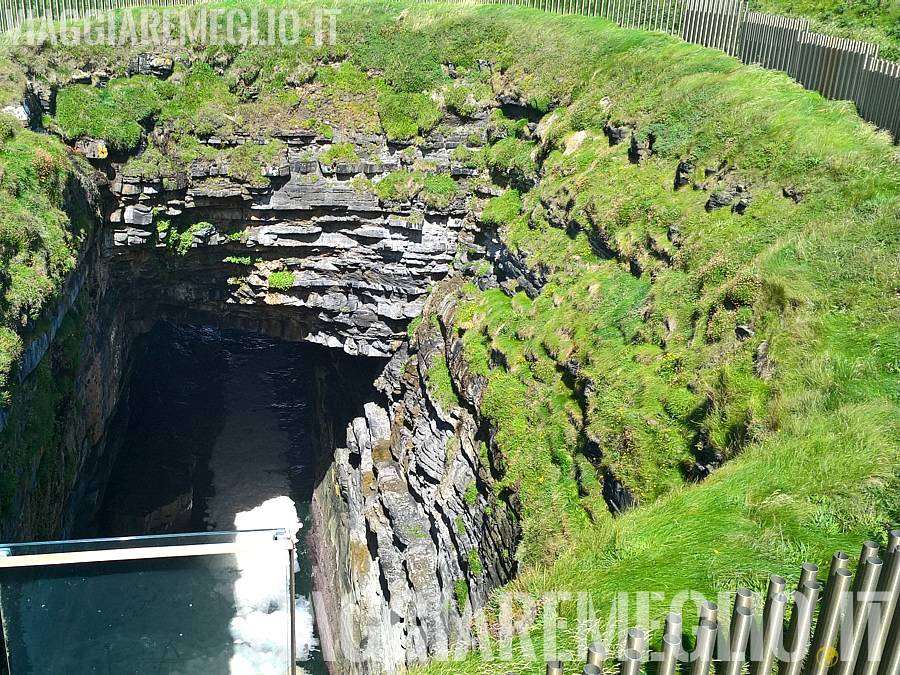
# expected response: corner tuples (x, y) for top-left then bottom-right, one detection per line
(224, 255), (253, 265)
(455, 578), (470, 610)
(481, 190), (523, 227)
(319, 142), (360, 167)
(486, 137), (538, 188)
(378, 92), (443, 141)
(0, 127), (83, 405)
(465, 480), (479, 506)
(268, 270), (295, 291)
(444, 83), (478, 118)
(418, 402), (896, 672)
(421, 174), (459, 209)
(427, 354), (461, 410)
(376, 170), (426, 202)
(0, 60), (27, 108)
(226, 140), (286, 186)
(158, 61), (237, 136)
(408, 315), (424, 340)
(168, 222), (212, 256)
(467, 548), (484, 576)
(386, 4), (897, 671)
(55, 79), (161, 152)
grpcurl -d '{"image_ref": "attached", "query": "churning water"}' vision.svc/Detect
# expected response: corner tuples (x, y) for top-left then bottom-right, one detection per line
(78, 323), (381, 674)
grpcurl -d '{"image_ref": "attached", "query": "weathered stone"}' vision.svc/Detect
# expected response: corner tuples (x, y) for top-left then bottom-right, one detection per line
(604, 122), (630, 145)
(628, 133), (653, 164)
(91, 71), (110, 87)
(76, 138), (109, 160)
(128, 53), (174, 79)
(668, 224), (682, 247)
(334, 162), (361, 175)
(782, 186), (804, 203)
(1, 103), (29, 125)
(30, 80), (56, 117)
(731, 197), (751, 215)
(706, 191), (735, 211)
(674, 160), (694, 189)
(754, 339), (776, 380)
(603, 469), (635, 513)
(293, 160), (319, 174)
(286, 63), (316, 86)
(70, 69), (91, 84)
(314, 298), (520, 672)
(123, 205), (153, 226)
(450, 165), (478, 177)
(261, 158), (290, 177)
(735, 324), (756, 340)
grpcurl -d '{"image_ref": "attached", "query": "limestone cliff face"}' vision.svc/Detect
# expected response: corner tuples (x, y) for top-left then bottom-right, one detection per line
(312, 279), (520, 674)
(104, 128), (480, 357)
(0, 198), (141, 542)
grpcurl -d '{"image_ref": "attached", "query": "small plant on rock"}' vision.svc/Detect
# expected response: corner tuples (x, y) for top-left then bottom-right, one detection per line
(420, 174), (458, 209)
(481, 189), (523, 227)
(467, 548), (483, 576)
(268, 270), (294, 291)
(318, 142), (359, 167)
(170, 222), (212, 256)
(706, 305), (735, 342)
(454, 579), (469, 610)
(375, 170), (425, 203)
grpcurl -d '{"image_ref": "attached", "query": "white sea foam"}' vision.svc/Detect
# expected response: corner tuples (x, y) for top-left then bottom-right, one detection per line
(205, 353), (321, 674)
(228, 497), (320, 673)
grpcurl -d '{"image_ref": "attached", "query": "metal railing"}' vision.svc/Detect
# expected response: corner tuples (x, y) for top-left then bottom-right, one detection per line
(0, 0), (198, 32)
(529, 531), (900, 675)
(0, 529), (298, 673)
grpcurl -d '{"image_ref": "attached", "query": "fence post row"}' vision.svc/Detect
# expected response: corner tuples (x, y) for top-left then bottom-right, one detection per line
(0, 0), (896, 141)
(530, 535), (900, 675)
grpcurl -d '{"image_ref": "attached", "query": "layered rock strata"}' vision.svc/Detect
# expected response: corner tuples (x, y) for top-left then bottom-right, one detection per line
(313, 283), (519, 673)
(104, 129), (482, 357)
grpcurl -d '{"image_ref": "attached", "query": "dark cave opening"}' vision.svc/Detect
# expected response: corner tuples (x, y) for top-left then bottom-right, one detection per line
(65, 321), (387, 673)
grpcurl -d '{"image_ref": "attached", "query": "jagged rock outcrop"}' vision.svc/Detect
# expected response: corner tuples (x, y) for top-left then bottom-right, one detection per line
(313, 283), (519, 673)
(127, 53), (174, 79)
(674, 160), (694, 189)
(628, 131), (655, 164)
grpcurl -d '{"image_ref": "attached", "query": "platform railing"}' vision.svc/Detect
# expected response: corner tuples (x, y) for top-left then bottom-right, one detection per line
(0, 529), (297, 674)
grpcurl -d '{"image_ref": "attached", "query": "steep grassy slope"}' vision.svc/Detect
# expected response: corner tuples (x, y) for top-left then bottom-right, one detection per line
(0, 122), (83, 407)
(387, 5), (898, 672)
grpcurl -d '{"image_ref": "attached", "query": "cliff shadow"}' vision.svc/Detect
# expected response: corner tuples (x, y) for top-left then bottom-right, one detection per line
(65, 320), (386, 674)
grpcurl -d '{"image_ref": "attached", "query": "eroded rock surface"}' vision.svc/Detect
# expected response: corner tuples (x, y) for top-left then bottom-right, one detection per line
(314, 284), (519, 673)
(105, 130), (479, 357)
